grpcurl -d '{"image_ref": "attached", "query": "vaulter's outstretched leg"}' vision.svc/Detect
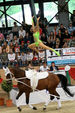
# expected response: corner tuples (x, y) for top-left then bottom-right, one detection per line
(39, 42), (60, 56)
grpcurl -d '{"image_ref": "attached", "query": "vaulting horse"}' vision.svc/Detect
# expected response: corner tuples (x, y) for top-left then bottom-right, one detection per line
(3, 67), (74, 112)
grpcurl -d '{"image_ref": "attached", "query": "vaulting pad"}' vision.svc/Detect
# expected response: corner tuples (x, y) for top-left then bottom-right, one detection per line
(25, 69), (48, 90)
(25, 69), (48, 80)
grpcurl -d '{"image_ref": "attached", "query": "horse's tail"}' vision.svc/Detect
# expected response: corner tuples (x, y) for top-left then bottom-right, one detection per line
(57, 74), (74, 97)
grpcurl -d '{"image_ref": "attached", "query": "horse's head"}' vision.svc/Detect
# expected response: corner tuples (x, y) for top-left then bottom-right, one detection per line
(3, 67), (13, 84)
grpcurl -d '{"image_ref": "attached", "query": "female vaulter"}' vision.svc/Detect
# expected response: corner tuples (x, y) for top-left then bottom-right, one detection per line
(28, 17), (60, 56)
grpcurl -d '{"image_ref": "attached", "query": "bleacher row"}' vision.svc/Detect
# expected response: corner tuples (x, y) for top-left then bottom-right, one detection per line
(0, 20), (75, 68)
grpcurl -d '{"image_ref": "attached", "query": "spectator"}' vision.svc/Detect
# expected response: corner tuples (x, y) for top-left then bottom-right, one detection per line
(63, 41), (68, 48)
(56, 29), (64, 47)
(21, 52), (27, 66)
(8, 49), (16, 67)
(19, 26), (26, 38)
(39, 50), (45, 64)
(32, 52), (38, 66)
(24, 32), (31, 43)
(47, 31), (56, 48)
(16, 52), (22, 67)
(13, 35), (19, 45)
(12, 22), (19, 37)
(0, 31), (4, 46)
(19, 35), (24, 45)
(68, 32), (75, 47)
(41, 32), (47, 44)
(40, 61), (49, 71)
(14, 42), (20, 53)
(9, 41), (14, 52)
(20, 41), (26, 53)
(50, 62), (59, 71)
(55, 44), (60, 49)
(2, 41), (10, 53)
(59, 24), (65, 35)
(63, 29), (70, 40)
(6, 35), (11, 45)
(27, 51), (33, 64)
(56, 38), (60, 47)
(53, 26), (58, 36)
(1, 49), (8, 67)
(68, 23), (74, 35)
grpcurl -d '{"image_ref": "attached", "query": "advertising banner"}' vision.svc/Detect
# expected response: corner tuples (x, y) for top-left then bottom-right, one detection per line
(46, 48), (75, 65)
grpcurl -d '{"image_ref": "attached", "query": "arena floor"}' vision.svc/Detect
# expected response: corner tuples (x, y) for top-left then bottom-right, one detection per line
(0, 101), (75, 113)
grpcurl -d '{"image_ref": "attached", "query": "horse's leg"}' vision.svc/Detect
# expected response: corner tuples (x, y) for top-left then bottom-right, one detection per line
(54, 91), (61, 109)
(43, 89), (51, 110)
(49, 90), (61, 109)
(43, 97), (50, 110)
(25, 92), (37, 110)
(16, 91), (23, 112)
(43, 88), (61, 111)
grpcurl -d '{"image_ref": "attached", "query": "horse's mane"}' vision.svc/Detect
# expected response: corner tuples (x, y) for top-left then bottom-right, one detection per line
(9, 67), (25, 74)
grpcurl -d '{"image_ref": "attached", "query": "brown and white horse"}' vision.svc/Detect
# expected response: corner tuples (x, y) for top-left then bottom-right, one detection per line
(3, 67), (74, 112)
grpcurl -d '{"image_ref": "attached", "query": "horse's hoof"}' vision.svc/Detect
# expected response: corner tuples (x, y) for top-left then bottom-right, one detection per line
(17, 107), (22, 112)
(56, 107), (61, 110)
(33, 107), (37, 110)
(43, 107), (46, 111)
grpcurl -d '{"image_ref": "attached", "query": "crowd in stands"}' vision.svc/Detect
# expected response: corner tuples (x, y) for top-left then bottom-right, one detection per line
(0, 17), (75, 68)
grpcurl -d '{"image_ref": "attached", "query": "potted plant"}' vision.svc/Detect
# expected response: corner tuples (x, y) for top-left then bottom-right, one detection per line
(0, 76), (4, 106)
(1, 80), (13, 107)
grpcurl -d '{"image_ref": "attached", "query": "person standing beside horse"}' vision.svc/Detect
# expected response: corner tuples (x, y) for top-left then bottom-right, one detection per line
(50, 62), (59, 72)
(39, 61), (49, 72)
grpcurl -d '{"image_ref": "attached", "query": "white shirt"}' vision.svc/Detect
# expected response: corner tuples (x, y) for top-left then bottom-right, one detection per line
(19, 30), (26, 38)
(8, 53), (15, 61)
(27, 53), (33, 61)
(21, 54), (27, 61)
(39, 51), (45, 60)
(40, 65), (49, 71)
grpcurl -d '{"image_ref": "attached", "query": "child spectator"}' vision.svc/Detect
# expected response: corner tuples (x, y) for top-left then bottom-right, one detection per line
(32, 52), (38, 66)
(39, 50), (45, 64)
(16, 52), (22, 67)
(27, 51), (33, 64)
(21, 52), (27, 66)
(8, 49), (16, 67)
(14, 42), (20, 53)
